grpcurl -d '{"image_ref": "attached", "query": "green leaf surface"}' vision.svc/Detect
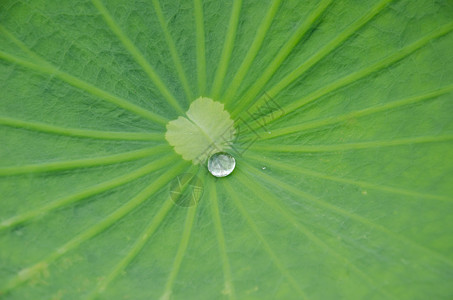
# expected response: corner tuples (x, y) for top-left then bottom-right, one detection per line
(1, 0), (452, 299)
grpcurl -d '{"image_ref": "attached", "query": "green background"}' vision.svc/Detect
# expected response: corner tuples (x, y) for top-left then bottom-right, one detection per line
(0, 0), (452, 299)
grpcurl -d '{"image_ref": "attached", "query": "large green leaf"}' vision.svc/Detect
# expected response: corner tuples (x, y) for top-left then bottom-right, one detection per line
(1, 0), (452, 299)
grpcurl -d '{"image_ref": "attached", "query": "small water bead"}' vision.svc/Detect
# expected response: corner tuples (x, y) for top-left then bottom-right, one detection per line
(208, 152), (236, 177)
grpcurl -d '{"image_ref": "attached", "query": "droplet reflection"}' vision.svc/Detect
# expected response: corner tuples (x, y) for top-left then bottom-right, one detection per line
(207, 152), (236, 177)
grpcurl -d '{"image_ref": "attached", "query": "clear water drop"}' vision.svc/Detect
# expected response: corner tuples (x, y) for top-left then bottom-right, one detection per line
(208, 152), (236, 177)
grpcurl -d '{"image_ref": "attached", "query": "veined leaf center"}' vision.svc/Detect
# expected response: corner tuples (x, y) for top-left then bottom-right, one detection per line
(165, 97), (236, 165)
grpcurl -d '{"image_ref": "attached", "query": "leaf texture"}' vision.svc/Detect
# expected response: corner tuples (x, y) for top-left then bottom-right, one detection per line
(0, 0), (452, 299)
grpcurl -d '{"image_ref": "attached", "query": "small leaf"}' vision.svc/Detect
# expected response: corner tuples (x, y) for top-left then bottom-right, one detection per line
(165, 97), (235, 164)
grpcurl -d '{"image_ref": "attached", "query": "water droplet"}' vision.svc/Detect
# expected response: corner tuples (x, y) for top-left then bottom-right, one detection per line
(208, 152), (236, 177)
